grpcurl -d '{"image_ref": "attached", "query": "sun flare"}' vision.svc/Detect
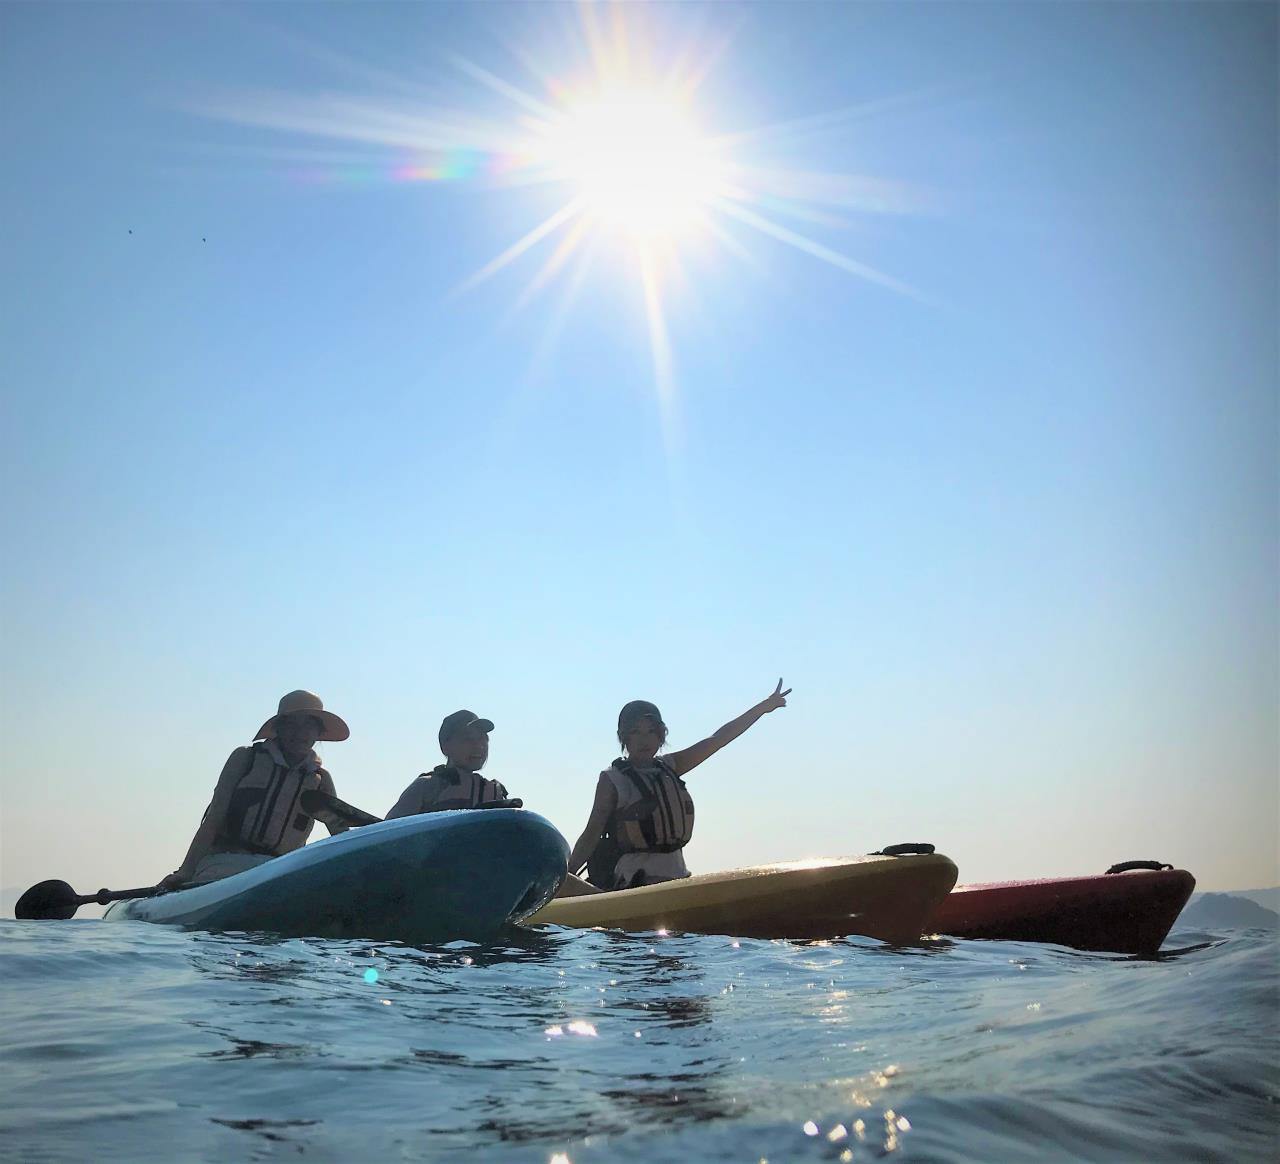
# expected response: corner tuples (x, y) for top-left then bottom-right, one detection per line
(539, 89), (725, 240)
(199, 3), (924, 427)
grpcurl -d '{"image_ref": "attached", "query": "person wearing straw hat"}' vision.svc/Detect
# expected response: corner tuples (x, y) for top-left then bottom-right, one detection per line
(161, 690), (351, 888)
(386, 710), (509, 818)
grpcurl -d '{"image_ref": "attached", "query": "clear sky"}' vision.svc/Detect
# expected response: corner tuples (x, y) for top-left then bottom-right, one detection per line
(2, 1), (1275, 911)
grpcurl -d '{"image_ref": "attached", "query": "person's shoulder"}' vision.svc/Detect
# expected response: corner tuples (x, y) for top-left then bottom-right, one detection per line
(213, 745), (258, 788)
(386, 771), (438, 818)
(223, 744), (259, 769)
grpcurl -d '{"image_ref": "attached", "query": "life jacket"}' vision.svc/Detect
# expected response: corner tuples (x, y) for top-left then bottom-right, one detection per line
(420, 765), (507, 812)
(608, 757), (695, 855)
(217, 742), (326, 857)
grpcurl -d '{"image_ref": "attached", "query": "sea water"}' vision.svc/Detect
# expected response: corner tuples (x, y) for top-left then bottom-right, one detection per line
(1, 919), (1276, 1162)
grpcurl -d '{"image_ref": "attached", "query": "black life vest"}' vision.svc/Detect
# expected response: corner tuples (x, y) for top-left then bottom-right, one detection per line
(608, 757), (696, 855)
(420, 766), (507, 812)
(217, 743), (325, 857)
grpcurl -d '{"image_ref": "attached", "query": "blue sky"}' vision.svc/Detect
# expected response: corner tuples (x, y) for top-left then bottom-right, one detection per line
(2, 1), (1275, 906)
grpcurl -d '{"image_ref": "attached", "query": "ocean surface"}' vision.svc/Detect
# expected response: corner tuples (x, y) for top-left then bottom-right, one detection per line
(1, 917), (1276, 1162)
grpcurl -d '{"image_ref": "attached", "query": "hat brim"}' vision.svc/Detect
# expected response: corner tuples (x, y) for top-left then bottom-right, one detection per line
(254, 709), (350, 743)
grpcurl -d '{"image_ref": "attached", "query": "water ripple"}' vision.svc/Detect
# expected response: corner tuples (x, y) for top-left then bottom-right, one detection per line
(0, 919), (1275, 1161)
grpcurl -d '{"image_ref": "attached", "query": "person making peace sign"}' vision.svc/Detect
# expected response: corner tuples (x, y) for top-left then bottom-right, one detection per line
(568, 680), (792, 890)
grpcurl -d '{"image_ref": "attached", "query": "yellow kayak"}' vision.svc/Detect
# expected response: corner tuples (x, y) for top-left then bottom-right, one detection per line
(526, 852), (958, 943)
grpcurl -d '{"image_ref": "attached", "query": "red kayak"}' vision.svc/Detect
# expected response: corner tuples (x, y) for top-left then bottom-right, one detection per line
(928, 861), (1196, 956)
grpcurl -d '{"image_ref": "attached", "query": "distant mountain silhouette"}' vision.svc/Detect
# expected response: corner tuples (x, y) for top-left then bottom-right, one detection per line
(1180, 892), (1280, 931)
(1228, 887), (1280, 914)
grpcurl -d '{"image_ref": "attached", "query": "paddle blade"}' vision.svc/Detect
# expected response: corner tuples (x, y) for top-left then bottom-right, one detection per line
(15, 879), (79, 920)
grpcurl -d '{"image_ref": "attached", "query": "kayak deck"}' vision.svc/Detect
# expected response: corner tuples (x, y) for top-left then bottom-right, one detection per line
(527, 853), (958, 943)
(105, 809), (569, 944)
(928, 868), (1196, 956)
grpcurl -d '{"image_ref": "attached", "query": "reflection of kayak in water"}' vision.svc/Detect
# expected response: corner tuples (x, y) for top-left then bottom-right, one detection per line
(526, 851), (959, 943)
(104, 809), (569, 944)
(927, 863), (1197, 956)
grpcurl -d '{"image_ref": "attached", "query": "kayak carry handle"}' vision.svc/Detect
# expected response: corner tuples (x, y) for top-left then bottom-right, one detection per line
(874, 843), (936, 857)
(1105, 860), (1173, 875)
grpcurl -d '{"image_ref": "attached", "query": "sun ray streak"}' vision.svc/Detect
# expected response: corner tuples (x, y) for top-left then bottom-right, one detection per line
(525, 238), (600, 386)
(450, 55), (561, 120)
(193, 90), (523, 156)
(637, 247), (678, 449)
(713, 198), (921, 299)
(453, 197), (586, 294)
(209, 5), (446, 102)
(712, 86), (953, 150)
(512, 216), (594, 311)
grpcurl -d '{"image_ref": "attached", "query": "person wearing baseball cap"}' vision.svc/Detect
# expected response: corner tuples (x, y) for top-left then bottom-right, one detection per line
(568, 680), (792, 890)
(385, 709), (510, 818)
(162, 690), (352, 888)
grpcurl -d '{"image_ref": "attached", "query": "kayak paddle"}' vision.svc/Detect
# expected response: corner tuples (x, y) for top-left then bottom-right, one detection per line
(300, 789), (383, 828)
(15, 879), (162, 921)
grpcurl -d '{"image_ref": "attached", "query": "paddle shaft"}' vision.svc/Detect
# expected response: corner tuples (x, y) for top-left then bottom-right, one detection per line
(79, 886), (162, 906)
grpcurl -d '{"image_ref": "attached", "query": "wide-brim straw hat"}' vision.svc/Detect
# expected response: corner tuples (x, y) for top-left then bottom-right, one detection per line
(254, 690), (350, 743)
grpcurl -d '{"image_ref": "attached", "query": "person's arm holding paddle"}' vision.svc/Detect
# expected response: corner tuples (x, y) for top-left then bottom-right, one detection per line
(567, 774), (619, 878)
(161, 691), (352, 890)
(161, 747), (254, 889)
(662, 679), (792, 777)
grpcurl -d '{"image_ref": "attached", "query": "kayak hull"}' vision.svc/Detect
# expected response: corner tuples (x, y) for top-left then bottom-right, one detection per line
(527, 853), (958, 943)
(928, 869), (1196, 956)
(105, 809), (568, 944)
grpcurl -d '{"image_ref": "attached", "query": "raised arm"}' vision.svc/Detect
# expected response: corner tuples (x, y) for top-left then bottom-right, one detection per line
(567, 773), (619, 875)
(663, 679), (792, 777)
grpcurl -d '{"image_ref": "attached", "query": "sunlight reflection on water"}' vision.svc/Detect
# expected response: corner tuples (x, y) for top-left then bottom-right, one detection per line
(0, 920), (1275, 1162)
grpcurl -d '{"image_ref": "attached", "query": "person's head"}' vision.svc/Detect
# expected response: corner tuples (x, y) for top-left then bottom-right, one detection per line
(617, 700), (667, 763)
(439, 710), (494, 773)
(275, 712), (324, 759)
(254, 690), (349, 761)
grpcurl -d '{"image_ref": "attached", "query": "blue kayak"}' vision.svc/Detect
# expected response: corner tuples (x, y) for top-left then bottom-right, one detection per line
(103, 809), (568, 944)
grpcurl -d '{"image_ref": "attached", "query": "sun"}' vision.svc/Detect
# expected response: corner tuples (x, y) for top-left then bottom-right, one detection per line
(199, 3), (921, 427)
(539, 88), (725, 241)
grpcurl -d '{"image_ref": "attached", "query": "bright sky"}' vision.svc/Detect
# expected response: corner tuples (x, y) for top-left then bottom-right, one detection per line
(2, 1), (1276, 912)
